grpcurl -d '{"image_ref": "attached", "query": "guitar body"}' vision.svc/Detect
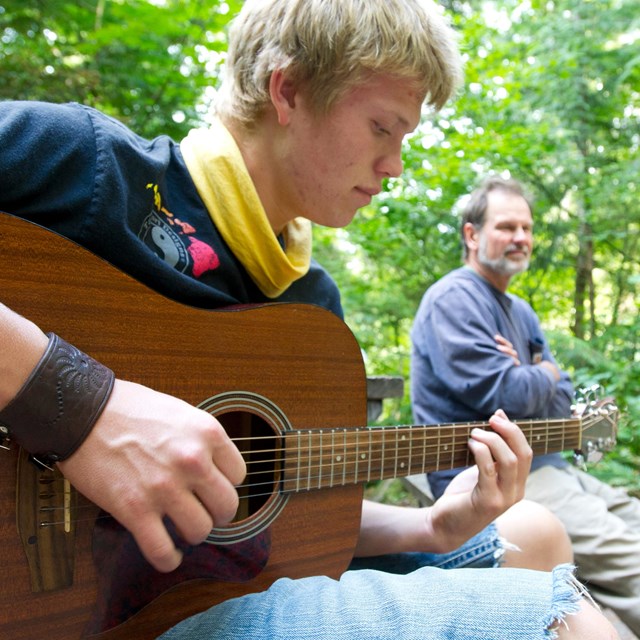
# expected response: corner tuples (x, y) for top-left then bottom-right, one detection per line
(0, 212), (368, 639)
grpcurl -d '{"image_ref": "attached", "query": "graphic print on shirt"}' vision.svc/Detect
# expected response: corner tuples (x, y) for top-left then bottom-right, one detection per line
(139, 183), (220, 277)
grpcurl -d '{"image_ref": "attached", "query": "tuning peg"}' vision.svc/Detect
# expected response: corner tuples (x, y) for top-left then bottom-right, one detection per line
(572, 384), (602, 411)
(572, 452), (588, 471)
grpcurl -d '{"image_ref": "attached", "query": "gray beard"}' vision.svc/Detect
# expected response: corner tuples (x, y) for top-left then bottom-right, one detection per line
(477, 237), (529, 277)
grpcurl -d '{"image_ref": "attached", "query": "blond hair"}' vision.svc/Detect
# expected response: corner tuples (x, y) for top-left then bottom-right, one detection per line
(215, 0), (462, 126)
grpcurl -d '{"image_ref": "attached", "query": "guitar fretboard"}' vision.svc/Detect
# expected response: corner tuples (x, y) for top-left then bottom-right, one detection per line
(282, 418), (581, 493)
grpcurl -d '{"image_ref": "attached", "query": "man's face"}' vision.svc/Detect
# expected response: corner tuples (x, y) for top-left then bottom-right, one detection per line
(275, 73), (424, 230)
(474, 190), (534, 278)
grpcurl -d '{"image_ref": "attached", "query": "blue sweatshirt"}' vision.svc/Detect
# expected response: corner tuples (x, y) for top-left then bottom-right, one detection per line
(410, 267), (572, 498)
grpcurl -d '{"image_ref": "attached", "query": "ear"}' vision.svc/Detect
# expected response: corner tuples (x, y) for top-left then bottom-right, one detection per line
(463, 222), (480, 252)
(269, 69), (298, 126)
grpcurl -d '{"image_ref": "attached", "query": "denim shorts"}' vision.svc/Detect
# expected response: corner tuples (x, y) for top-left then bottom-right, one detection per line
(160, 555), (584, 640)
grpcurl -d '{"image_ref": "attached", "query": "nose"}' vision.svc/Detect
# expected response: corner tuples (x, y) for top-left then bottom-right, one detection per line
(513, 226), (529, 243)
(377, 147), (404, 178)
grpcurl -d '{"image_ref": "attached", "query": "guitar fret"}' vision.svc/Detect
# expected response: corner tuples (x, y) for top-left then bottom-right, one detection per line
(398, 430), (407, 475)
(317, 430), (323, 490)
(530, 422), (539, 451)
(544, 418), (549, 455)
(450, 426), (455, 469)
(330, 429), (335, 488)
(393, 427), (398, 478)
(407, 428), (413, 476)
(359, 429), (369, 484)
(354, 428), (360, 484)
(367, 427), (373, 482)
(296, 430), (302, 493)
(530, 422), (536, 452)
(342, 428), (347, 486)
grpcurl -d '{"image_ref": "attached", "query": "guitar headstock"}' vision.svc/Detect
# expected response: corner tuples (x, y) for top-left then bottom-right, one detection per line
(573, 386), (619, 465)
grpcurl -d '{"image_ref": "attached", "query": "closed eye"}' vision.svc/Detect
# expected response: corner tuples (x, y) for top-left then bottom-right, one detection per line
(374, 121), (392, 136)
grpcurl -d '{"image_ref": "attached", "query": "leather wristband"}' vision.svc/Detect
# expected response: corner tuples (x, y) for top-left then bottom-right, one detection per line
(0, 333), (115, 464)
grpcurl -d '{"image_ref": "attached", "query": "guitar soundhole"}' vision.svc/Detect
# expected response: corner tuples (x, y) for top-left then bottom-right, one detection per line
(198, 391), (291, 545)
(216, 410), (278, 521)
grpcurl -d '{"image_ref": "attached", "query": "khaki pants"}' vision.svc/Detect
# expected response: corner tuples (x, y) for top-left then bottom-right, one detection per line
(526, 465), (640, 637)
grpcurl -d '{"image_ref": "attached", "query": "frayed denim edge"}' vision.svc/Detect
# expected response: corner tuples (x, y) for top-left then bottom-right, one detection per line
(544, 564), (595, 639)
(494, 535), (521, 567)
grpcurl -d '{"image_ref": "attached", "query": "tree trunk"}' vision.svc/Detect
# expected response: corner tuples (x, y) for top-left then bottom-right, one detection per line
(572, 215), (594, 340)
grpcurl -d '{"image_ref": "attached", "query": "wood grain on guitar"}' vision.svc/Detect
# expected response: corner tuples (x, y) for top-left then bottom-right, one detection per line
(0, 213), (618, 640)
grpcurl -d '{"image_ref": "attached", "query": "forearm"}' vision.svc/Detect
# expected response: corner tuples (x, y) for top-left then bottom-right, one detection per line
(355, 499), (433, 557)
(496, 364), (560, 417)
(355, 498), (489, 558)
(0, 303), (49, 410)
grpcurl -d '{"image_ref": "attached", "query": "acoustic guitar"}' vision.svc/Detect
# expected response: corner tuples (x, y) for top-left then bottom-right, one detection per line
(0, 212), (618, 639)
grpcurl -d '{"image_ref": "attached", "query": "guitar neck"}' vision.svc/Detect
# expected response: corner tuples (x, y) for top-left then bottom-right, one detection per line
(282, 417), (581, 492)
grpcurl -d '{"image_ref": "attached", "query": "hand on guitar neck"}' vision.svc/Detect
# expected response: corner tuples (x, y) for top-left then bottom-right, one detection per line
(356, 409), (533, 558)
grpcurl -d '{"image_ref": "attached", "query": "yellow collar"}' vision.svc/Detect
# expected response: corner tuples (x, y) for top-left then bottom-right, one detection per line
(180, 119), (311, 298)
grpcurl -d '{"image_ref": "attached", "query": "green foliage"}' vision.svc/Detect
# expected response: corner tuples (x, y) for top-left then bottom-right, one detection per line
(549, 327), (640, 495)
(0, 0), (241, 137)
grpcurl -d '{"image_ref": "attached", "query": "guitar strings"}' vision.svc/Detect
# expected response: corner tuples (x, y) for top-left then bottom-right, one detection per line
(229, 418), (582, 455)
(235, 428), (577, 474)
(31, 417), (592, 527)
(34, 419), (580, 488)
(35, 440), (570, 528)
(230, 419), (580, 465)
(34, 420), (582, 497)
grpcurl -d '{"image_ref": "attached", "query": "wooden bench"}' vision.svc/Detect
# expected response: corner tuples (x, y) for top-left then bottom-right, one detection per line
(400, 473), (435, 506)
(366, 375), (404, 423)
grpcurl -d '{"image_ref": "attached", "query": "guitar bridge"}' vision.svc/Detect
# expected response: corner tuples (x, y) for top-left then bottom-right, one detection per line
(16, 448), (77, 592)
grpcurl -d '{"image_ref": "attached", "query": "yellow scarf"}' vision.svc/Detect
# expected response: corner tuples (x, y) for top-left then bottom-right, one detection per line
(180, 119), (311, 298)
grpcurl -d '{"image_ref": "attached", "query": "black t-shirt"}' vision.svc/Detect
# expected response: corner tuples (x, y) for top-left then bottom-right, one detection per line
(0, 100), (343, 316)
